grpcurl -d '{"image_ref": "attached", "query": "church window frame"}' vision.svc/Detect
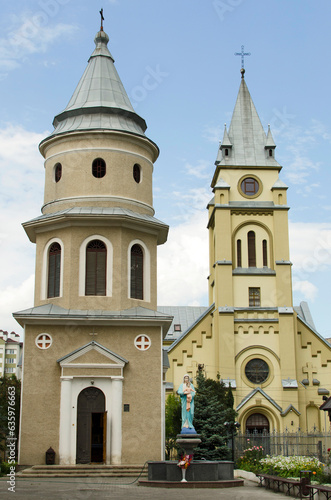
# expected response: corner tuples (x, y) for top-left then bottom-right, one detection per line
(247, 231), (256, 267)
(127, 240), (150, 302)
(245, 358), (269, 384)
(130, 244), (144, 300)
(237, 239), (242, 267)
(133, 163), (141, 183)
(79, 235), (113, 297)
(47, 242), (62, 298)
(92, 158), (106, 178)
(35, 333), (53, 350)
(41, 238), (64, 300)
(262, 239), (268, 267)
(238, 175), (262, 199)
(85, 239), (107, 296)
(249, 287), (260, 306)
(54, 163), (62, 183)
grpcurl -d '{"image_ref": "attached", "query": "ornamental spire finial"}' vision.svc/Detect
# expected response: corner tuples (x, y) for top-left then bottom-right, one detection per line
(99, 8), (104, 31)
(235, 45), (251, 74)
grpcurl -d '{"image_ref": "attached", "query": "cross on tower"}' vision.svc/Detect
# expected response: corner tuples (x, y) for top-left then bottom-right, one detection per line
(234, 45), (251, 69)
(99, 8), (104, 31)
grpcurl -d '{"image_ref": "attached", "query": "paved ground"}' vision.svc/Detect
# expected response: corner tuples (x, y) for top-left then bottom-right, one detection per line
(0, 477), (294, 500)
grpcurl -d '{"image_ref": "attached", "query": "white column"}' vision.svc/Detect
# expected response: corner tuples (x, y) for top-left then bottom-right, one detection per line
(59, 377), (73, 464)
(110, 377), (123, 464)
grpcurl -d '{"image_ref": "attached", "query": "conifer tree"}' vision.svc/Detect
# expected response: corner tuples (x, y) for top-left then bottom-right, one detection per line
(193, 372), (237, 460)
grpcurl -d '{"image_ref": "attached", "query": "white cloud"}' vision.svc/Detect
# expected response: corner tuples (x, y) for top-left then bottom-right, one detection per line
(157, 211), (209, 306)
(0, 15), (77, 72)
(0, 124), (45, 333)
(292, 280), (318, 302)
(0, 276), (34, 337)
(184, 160), (210, 180)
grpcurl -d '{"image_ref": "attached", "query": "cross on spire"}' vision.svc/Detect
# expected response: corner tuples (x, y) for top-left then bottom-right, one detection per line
(235, 45), (251, 69)
(99, 8), (104, 31)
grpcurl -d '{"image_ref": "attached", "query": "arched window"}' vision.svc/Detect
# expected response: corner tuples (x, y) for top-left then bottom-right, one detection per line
(247, 231), (256, 267)
(92, 158), (106, 178)
(54, 163), (62, 182)
(85, 240), (106, 296)
(224, 148), (229, 156)
(262, 239), (268, 267)
(133, 163), (141, 183)
(130, 244), (143, 300)
(237, 239), (242, 267)
(47, 243), (61, 298)
(246, 413), (269, 434)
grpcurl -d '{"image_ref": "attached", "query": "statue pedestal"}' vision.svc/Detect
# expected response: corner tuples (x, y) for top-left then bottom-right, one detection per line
(176, 433), (201, 456)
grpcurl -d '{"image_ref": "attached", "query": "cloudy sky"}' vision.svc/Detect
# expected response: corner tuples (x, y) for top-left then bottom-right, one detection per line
(1, 0), (331, 340)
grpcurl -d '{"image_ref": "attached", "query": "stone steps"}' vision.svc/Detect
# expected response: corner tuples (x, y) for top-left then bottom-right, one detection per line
(18, 464), (148, 478)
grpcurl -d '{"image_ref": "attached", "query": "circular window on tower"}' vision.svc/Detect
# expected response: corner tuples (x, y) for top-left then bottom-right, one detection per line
(245, 358), (269, 384)
(238, 175), (262, 198)
(133, 163), (141, 183)
(54, 163), (62, 183)
(92, 158), (106, 178)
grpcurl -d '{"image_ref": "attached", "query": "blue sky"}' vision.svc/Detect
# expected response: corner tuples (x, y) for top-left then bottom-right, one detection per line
(1, 0), (331, 339)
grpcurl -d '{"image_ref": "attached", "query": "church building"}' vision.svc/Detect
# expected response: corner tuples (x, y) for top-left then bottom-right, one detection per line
(14, 24), (172, 465)
(166, 68), (331, 434)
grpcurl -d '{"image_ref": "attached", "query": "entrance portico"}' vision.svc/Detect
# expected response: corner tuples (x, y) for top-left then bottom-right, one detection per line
(58, 341), (127, 465)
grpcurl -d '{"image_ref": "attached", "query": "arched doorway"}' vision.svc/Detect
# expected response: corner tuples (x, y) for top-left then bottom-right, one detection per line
(246, 413), (270, 434)
(76, 387), (107, 464)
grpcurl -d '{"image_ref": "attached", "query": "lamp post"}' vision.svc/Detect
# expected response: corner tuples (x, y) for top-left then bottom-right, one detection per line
(224, 421), (240, 462)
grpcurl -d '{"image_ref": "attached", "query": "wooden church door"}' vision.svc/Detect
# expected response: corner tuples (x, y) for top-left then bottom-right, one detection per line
(76, 387), (106, 464)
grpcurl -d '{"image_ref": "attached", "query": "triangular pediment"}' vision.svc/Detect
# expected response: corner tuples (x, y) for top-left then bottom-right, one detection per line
(57, 341), (128, 368)
(236, 387), (282, 413)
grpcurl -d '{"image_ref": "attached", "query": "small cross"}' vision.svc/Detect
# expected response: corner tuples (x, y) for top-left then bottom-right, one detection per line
(36, 334), (51, 349)
(234, 45), (251, 69)
(99, 8), (104, 31)
(303, 362), (317, 383)
(135, 335), (151, 351)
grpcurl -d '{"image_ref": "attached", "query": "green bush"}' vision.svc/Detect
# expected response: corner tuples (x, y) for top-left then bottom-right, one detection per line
(0, 461), (16, 476)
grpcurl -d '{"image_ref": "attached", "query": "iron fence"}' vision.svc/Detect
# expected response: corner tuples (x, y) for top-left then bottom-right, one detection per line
(234, 430), (331, 463)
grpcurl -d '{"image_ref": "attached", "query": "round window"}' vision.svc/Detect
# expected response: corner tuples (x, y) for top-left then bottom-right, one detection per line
(245, 358), (269, 383)
(240, 177), (259, 196)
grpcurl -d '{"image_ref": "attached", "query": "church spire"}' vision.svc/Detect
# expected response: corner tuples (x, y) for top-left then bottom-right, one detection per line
(44, 24), (148, 144)
(216, 75), (280, 168)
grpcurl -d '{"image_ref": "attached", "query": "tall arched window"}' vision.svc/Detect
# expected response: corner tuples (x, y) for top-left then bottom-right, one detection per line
(48, 243), (61, 298)
(262, 239), (268, 267)
(237, 239), (242, 267)
(247, 231), (256, 267)
(85, 240), (107, 296)
(130, 244), (143, 300)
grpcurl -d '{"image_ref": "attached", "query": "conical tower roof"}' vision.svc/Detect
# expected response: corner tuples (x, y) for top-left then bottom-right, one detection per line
(217, 73), (280, 167)
(46, 29), (147, 139)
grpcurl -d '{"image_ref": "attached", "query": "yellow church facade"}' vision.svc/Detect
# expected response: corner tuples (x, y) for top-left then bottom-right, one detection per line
(166, 70), (331, 434)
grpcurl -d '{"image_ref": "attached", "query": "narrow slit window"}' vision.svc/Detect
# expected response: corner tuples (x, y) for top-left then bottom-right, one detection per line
(48, 243), (61, 298)
(55, 163), (62, 183)
(85, 240), (106, 296)
(237, 239), (242, 267)
(130, 244), (143, 300)
(262, 240), (268, 267)
(248, 231), (256, 267)
(133, 163), (141, 183)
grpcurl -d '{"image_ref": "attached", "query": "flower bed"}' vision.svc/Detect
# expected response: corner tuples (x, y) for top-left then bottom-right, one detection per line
(259, 455), (324, 477)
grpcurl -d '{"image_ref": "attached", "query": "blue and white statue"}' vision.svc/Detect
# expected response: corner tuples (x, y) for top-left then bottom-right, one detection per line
(177, 374), (196, 433)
